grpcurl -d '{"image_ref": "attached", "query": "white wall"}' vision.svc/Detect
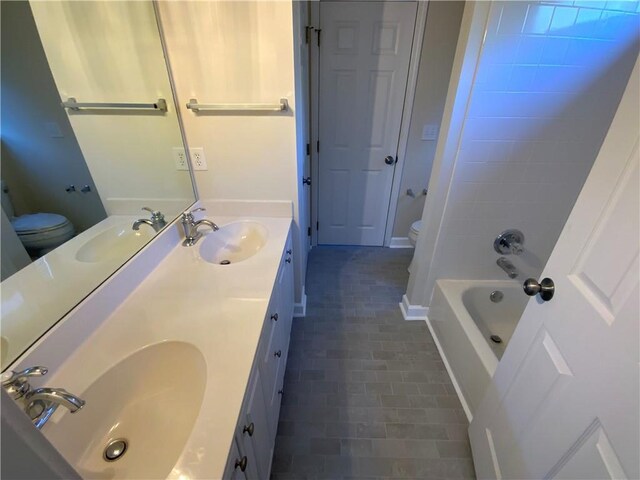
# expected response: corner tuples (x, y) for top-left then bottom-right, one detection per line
(29, 1), (194, 218)
(392, 1), (465, 238)
(1, 1), (106, 233)
(407, 0), (640, 308)
(158, 1), (308, 304)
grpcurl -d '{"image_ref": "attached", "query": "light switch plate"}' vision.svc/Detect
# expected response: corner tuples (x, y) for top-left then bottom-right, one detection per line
(190, 147), (208, 171)
(421, 124), (439, 141)
(173, 147), (188, 170)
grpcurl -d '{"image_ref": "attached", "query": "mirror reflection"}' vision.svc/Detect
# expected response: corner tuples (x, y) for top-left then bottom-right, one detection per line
(1, 1), (196, 369)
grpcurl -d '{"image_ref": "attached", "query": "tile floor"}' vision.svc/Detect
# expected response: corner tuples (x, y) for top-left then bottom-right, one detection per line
(271, 246), (476, 479)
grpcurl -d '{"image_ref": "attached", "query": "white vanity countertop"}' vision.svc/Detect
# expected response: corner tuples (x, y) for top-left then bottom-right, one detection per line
(1, 214), (155, 368)
(41, 215), (292, 479)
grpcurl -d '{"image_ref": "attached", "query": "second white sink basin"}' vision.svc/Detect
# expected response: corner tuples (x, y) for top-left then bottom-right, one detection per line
(75, 225), (155, 263)
(199, 221), (268, 264)
(44, 341), (206, 480)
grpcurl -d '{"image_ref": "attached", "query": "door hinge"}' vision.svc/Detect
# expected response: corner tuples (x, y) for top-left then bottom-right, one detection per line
(307, 226), (311, 236)
(316, 140), (320, 153)
(316, 28), (322, 47)
(306, 143), (310, 156)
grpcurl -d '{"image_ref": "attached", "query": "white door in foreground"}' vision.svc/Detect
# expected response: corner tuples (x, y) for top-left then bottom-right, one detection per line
(317, 1), (416, 245)
(469, 61), (639, 479)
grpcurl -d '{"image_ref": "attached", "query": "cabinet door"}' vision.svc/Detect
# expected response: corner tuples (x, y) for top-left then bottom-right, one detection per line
(259, 301), (279, 418)
(237, 369), (272, 480)
(225, 440), (249, 480)
(279, 235), (295, 350)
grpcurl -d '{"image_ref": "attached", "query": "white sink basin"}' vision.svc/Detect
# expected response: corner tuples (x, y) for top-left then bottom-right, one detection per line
(199, 221), (268, 264)
(44, 342), (206, 479)
(75, 225), (155, 263)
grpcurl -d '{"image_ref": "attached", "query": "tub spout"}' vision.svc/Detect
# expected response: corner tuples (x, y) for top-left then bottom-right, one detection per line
(497, 257), (518, 279)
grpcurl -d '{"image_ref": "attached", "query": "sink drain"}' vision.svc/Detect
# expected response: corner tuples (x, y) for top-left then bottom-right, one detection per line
(104, 439), (128, 462)
(220, 259), (231, 265)
(490, 335), (503, 344)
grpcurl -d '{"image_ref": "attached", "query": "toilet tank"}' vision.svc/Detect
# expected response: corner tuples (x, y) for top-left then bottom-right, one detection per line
(0, 180), (15, 218)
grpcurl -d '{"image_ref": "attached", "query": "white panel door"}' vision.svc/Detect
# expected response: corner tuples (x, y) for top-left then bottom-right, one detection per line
(317, 1), (416, 245)
(468, 61), (640, 479)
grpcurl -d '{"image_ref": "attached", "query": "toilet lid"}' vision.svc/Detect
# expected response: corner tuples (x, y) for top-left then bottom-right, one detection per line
(410, 220), (422, 233)
(12, 213), (70, 234)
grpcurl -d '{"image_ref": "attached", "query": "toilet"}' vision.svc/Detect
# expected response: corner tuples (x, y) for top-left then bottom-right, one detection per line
(408, 220), (422, 247)
(407, 220), (422, 273)
(1, 181), (75, 256)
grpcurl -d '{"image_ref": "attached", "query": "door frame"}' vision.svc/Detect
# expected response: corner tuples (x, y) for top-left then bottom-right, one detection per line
(309, 0), (429, 247)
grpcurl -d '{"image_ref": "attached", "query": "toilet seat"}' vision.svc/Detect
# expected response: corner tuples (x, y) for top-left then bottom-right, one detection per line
(11, 213), (75, 252)
(12, 213), (69, 234)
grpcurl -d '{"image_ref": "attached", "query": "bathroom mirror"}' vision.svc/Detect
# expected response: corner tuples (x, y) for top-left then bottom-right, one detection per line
(0, 1), (196, 370)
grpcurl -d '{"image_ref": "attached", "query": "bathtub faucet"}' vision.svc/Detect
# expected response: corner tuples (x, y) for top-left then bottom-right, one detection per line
(497, 257), (518, 279)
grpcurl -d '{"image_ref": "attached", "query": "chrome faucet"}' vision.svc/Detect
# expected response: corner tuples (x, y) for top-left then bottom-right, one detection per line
(497, 257), (518, 279)
(1, 366), (85, 429)
(132, 207), (166, 232)
(494, 229), (525, 255)
(181, 207), (219, 246)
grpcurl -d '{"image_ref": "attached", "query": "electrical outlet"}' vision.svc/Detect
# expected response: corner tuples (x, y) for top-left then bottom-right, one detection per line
(173, 147), (188, 171)
(190, 147), (208, 171)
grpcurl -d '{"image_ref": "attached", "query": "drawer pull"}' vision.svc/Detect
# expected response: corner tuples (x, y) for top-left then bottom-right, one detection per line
(286, 249), (292, 255)
(242, 422), (255, 437)
(278, 389), (284, 395)
(271, 313), (279, 322)
(274, 350), (282, 358)
(285, 257), (291, 264)
(235, 456), (248, 472)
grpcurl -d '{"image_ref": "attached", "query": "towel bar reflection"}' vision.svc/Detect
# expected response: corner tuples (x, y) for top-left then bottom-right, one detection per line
(61, 98), (167, 112)
(186, 98), (289, 112)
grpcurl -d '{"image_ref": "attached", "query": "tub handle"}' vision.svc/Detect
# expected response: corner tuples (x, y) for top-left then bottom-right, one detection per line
(523, 277), (555, 302)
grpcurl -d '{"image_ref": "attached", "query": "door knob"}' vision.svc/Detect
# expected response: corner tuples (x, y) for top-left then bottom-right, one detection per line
(523, 277), (555, 301)
(384, 155), (395, 165)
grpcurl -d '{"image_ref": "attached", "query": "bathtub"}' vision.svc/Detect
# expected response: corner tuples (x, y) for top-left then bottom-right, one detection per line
(427, 280), (528, 420)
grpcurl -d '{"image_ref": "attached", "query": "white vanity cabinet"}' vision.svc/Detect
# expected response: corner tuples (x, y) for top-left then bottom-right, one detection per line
(225, 232), (294, 479)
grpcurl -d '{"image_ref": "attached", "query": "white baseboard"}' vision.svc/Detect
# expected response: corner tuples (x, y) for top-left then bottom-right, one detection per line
(424, 317), (473, 422)
(399, 294), (429, 321)
(389, 237), (414, 249)
(293, 286), (307, 317)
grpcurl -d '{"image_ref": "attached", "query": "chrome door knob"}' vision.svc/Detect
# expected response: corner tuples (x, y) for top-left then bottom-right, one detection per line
(523, 278), (555, 301)
(384, 155), (395, 165)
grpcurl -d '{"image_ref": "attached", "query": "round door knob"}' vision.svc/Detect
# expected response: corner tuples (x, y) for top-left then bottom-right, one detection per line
(523, 277), (555, 301)
(384, 155), (395, 165)
(242, 422), (254, 436)
(235, 456), (248, 472)
(274, 350), (282, 358)
(271, 313), (279, 321)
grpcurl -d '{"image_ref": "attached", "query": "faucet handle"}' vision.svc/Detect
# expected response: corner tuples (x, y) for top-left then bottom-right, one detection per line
(142, 207), (165, 222)
(182, 207), (206, 220)
(2, 366), (48, 399)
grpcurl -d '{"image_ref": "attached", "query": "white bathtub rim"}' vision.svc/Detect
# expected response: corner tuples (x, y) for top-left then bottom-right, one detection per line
(434, 279), (520, 378)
